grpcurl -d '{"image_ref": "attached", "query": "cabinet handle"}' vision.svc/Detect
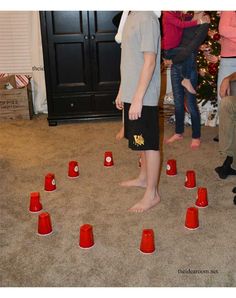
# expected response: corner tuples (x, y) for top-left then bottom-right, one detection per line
(84, 35), (89, 40)
(91, 35), (95, 40)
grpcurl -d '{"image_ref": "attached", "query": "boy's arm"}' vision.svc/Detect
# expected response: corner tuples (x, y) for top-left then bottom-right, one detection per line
(171, 23), (209, 64)
(129, 52), (156, 120)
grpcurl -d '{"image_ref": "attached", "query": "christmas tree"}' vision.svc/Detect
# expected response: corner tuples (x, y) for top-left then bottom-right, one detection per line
(196, 11), (221, 105)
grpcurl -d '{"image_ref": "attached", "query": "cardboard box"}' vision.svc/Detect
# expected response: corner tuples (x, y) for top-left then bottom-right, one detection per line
(0, 76), (33, 120)
(0, 75), (17, 89)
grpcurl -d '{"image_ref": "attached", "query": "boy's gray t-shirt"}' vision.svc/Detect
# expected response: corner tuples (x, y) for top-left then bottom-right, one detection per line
(120, 11), (161, 106)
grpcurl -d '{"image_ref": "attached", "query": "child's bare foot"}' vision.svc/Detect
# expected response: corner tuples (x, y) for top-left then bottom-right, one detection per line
(181, 78), (196, 94)
(120, 177), (146, 188)
(191, 138), (201, 149)
(165, 134), (183, 144)
(116, 126), (124, 141)
(129, 190), (160, 213)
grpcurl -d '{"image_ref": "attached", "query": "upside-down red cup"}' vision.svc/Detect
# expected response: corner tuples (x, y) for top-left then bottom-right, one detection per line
(68, 161), (80, 178)
(166, 159), (177, 176)
(195, 187), (208, 208)
(44, 173), (56, 192)
(104, 151), (114, 167)
(38, 212), (53, 236)
(79, 224), (94, 249)
(140, 229), (155, 254)
(185, 207), (199, 230)
(185, 170), (196, 189)
(29, 192), (43, 213)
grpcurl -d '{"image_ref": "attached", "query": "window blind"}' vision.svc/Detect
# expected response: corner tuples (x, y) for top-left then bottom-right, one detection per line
(0, 11), (32, 74)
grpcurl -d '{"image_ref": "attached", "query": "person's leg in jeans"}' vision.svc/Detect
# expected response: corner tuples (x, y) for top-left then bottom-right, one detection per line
(180, 55), (196, 94)
(215, 96), (236, 179)
(165, 63), (185, 143)
(185, 57), (201, 148)
(165, 48), (196, 94)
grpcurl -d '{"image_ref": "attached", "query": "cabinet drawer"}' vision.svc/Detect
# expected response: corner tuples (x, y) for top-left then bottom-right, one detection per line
(94, 93), (117, 112)
(52, 96), (93, 115)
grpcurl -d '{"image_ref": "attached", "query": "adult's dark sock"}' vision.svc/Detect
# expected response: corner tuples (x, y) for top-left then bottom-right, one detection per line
(215, 165), (236, 179)
(215, 156), (233, 174)
(234, 196), (236, 205)
(232, 187), (236, 193)
(222, 156), (233, 167)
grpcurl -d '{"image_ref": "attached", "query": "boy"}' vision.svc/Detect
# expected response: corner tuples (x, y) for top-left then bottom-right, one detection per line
(115, 11), (161, 212)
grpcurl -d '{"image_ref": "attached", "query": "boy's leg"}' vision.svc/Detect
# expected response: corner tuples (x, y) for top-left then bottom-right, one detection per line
(129, 150), (161, 212)
(116, 109), (125, 140)
(120, 151), (147, 187)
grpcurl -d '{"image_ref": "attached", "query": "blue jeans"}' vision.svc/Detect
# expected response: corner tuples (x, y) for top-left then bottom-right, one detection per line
(171, 57), (201, 138)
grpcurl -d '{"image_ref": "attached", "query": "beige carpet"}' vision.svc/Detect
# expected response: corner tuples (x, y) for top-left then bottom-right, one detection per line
(0, 114), (235, 287)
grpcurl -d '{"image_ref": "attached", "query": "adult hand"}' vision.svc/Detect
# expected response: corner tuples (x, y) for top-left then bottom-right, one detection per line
(220, 77), (231, 98)
(129, 98), (142, 120)
(115, 93), (123, 110)
(202, 15), (210, 23)
(204, 53), (219, 63)
(193, 11), (204, 21)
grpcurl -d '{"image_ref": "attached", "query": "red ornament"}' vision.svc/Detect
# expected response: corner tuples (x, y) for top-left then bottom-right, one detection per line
(213, 33), (221, 41)
(208, 63), (217, 70)
(208, 66), (217, 76)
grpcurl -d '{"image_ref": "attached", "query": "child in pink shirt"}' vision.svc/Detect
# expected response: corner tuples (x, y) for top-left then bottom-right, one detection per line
(162, 11), (206, 94)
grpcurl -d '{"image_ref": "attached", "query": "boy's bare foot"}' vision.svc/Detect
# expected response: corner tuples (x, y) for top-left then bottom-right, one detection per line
(165, 134), (183, 144)
(129, 190), (160, 213)
(181, 78), (196, 94)
(120, 178), (146, 188)
(191, 138), (201, 149)
(116, 126), (124, 141)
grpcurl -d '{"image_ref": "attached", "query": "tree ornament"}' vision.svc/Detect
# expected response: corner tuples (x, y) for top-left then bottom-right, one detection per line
(213, 33), (221, 41)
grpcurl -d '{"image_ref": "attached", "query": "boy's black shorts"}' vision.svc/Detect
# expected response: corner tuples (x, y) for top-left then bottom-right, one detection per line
(124, 102), (159, 151)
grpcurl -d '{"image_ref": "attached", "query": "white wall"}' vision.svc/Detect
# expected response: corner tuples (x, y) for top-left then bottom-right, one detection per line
(0, 11), (47, 114)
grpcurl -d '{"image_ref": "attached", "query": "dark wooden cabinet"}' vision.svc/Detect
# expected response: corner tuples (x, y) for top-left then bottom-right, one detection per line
(40, 11), (122, 125)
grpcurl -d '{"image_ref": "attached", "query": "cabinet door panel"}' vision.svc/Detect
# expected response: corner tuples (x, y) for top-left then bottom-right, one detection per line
(89, 11), (121, 91)
(45, 11), (91, 93)
(55, 43), (86, 87)
(52, 11), (83, 34)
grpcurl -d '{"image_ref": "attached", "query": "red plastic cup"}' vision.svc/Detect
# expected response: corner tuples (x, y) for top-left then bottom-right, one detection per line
(185, 170), (196, 189)
(104, 151), (114, 167)
(29, 192), (43, 213)
(68, 161), (80, 178)
(166, 159), (177, 176)
(79, 224), (94, 249)
(195, 187), (208, 208)
(38, 212), (53, 236)
(140, 229), (155, 254)
(185, 207), (199, 230)
(44, 173), (56, 192)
